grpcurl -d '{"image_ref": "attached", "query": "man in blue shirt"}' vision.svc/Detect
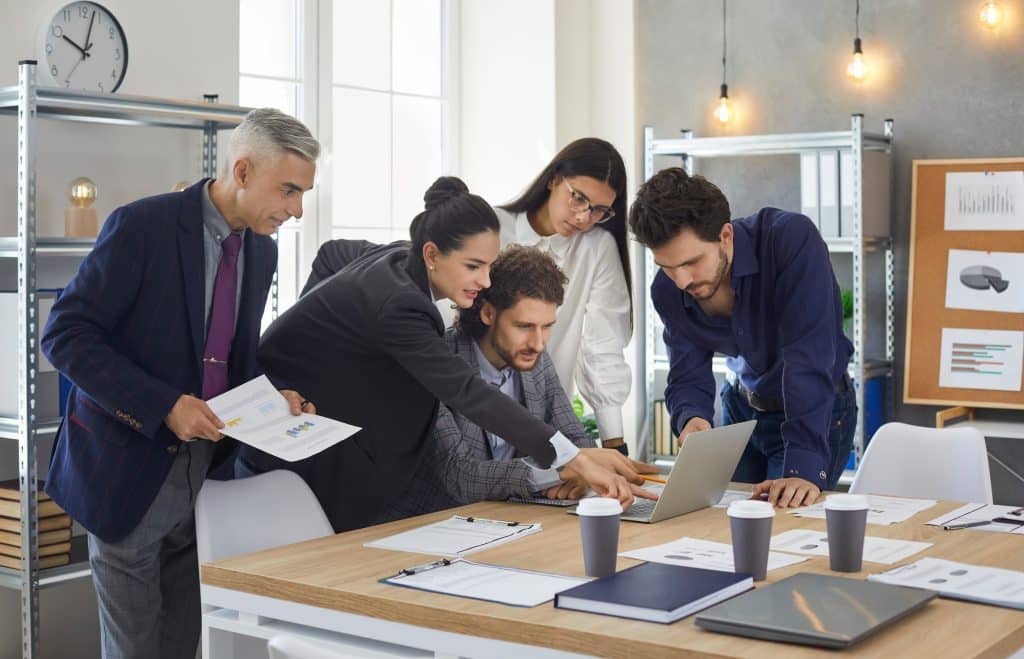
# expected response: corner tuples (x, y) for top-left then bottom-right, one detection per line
(629, 168), (856, 507)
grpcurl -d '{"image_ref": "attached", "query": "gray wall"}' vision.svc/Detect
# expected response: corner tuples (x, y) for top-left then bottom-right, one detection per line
(637, 0), (1024, 500)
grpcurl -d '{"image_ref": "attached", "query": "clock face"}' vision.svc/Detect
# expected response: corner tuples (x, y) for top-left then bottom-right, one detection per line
(43, 2), (127, 93)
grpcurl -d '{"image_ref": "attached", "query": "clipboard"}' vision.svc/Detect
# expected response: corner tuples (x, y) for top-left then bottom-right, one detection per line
(364, 515), (542, 557)
(381, 558), (590, 607)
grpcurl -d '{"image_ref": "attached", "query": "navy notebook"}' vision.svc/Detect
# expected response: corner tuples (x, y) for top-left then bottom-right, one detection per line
(554, 562), (753, 623)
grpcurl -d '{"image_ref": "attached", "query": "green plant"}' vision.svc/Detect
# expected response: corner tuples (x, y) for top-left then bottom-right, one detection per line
(572, 395), (600, 442)
(841, 289), (854, 319)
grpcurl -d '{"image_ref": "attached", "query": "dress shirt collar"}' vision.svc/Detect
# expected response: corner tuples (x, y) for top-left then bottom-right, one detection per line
(472, 338), (515, 388)
(679, 219), (758, 310)
(513, 211), (572, 256)
(201, 180), (244, 241)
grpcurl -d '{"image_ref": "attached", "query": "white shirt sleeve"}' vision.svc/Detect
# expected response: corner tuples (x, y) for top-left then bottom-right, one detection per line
(523, 431), (580, 471)
(576, 233), (632, 440)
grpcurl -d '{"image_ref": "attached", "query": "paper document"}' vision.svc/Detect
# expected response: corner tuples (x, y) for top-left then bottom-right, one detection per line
(770, 529), (931, 565)
(382, 559), (589, 607)
(620, 536), (808, 574)
(712, 489), (754, 509)
(365, 515), (541, 557)
(926, 502), (1024, 534)
(939, 328), (1024, 392)
(945, 249), (1024, 314)
(789, 495), (936, 525)
(944, 170), (1024, 231)
(206, 376), (360, 462)
(869, 557), (1024, 610)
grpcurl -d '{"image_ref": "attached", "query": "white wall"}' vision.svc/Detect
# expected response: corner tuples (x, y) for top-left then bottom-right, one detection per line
(0, 1), (239, 657)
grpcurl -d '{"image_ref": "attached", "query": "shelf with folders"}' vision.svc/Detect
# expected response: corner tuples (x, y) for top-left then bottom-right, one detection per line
(2, 59), (255, 659)
(640, 114), (895, 466)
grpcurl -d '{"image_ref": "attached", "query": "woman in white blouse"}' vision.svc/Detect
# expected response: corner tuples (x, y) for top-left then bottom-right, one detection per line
(496, 138), (633, 454)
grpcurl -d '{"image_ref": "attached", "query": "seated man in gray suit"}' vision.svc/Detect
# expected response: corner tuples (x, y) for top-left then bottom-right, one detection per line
(382, 245), (650, 520)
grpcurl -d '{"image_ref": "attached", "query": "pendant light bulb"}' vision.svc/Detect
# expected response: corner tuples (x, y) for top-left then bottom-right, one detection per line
(847, 38), (867, 82)
(979, 1), (1004, 29)
(714, 84), (732, 125)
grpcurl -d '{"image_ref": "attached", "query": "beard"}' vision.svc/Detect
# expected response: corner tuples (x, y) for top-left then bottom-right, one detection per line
(489, 332), (541, 372)
(686, 246), (730, 300)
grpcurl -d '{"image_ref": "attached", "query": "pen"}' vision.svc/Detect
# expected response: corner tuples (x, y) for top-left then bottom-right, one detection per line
(943, 520), (990, 530)
(640, 475), (667, 484)
(455, 515), (520, 526)
(399, 558), (450, 576)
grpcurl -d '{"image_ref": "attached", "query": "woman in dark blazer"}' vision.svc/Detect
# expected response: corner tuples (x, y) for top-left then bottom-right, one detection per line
(239, 177), (650, 531)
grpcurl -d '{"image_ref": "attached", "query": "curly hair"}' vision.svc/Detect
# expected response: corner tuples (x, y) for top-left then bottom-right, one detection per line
(456, 245), (568, 340)
(628, 167), (731, 248)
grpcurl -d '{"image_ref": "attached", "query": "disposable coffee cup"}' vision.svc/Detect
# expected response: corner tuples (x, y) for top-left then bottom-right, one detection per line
(728, 500), (775, 581)
(577, 497), (622, 578)
(825, 494), (869, 572)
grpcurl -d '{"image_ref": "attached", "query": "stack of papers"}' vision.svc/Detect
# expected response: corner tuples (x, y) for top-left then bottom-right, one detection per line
(770, 529), (932, 565)
(788, 495), (936, 525)
(620, 536), (808, 573)
(365, 515), (541, 557)
(712, 490), (755, 509)
(926, 503), (1024, 534)
(869, 558), (1024, 610)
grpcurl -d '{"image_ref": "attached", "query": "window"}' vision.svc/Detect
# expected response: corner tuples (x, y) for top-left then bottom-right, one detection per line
(238, 0), (309, 321)
(327, 0), (452, 244)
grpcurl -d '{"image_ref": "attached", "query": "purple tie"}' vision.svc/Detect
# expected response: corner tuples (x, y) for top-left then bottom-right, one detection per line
(202, 233), (242, 400)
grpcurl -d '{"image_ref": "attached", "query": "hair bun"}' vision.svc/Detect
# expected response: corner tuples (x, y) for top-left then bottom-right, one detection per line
(423, 176), (469, 211)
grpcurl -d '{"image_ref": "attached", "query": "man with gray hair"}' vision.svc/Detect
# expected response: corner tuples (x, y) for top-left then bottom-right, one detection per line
(42, 108), (319, 658)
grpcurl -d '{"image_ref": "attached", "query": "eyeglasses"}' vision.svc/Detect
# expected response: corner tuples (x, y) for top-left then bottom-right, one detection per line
(563, 179), (615, 224)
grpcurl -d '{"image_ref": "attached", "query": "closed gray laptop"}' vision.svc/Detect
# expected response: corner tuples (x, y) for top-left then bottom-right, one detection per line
(572, 420), (755, 524)
(695, 573), (936, 649)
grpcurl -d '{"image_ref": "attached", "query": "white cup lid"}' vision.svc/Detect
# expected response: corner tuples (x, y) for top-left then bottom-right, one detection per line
(576, 497), (622, 516)
(824, 494), (869, 511)
(727, 499), (775, 519)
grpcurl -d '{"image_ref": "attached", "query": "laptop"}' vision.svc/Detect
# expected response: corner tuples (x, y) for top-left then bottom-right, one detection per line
(572, 420), (756, 524)
(695, 573), (936, 649)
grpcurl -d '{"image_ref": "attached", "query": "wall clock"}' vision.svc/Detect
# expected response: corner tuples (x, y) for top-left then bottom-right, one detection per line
(43, 2), (128, 93)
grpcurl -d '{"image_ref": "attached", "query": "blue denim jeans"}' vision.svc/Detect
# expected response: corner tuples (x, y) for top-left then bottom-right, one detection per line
(721, 378), (857, 490)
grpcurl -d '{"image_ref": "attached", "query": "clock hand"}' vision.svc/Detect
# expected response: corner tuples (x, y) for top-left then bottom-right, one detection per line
(84, 10), (96, 51)
(62, 34), (90, 59)
(65, 53), (85, 84)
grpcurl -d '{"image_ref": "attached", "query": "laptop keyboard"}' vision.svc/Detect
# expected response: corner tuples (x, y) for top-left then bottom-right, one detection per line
(625, 498), (658, 518)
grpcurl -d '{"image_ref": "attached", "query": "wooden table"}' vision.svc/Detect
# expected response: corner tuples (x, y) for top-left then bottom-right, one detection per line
(200, 495), (1024, 658)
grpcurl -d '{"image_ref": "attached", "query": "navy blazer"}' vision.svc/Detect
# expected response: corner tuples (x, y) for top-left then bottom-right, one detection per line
(42, 179), (277, 542)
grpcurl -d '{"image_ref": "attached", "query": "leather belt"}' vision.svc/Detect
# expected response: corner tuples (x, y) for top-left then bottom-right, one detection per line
(733, 373), (851, 413)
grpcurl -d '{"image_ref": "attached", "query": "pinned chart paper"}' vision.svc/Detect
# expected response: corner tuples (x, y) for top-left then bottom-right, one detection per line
(945, 249), (1024, 314)
(939, 328), (1024, 392)
(620, 536), (808, 574)
(945, 170), (1024, 231)
(789, 495), (936, 525)
(770, 529), (932, 565)
(206, 375), (361, 462)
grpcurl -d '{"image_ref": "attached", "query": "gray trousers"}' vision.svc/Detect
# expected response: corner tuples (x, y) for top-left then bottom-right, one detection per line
(87, 441), (215, 659)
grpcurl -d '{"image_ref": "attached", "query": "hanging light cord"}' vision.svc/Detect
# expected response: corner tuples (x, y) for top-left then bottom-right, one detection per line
(721, 0), (728, 86)
(855, 0), (861, 40)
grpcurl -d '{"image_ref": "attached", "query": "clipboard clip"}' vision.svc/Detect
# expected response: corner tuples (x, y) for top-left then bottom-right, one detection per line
(398, 558), (451, 576)
(455, 515), (519, 526)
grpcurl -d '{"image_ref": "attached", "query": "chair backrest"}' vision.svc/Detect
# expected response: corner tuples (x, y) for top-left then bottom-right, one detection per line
(195, 470), (334, 564)
(849, 422), (993, 504)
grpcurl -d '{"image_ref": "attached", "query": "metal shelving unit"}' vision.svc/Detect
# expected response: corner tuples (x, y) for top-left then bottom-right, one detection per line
(641, 114), (895, 468)
(1, 60), (255, 659)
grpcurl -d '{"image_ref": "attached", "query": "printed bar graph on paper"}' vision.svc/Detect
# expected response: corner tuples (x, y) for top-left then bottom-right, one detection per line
(950, 341), (1010, 375)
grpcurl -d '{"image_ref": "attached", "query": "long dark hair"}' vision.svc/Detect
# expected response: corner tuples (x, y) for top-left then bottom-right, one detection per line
(500, 138), (633, 329)
(409, 176), (499, 258)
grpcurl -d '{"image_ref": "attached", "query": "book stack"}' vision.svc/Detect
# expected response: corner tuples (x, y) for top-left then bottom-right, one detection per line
(0, 480), (72, 570)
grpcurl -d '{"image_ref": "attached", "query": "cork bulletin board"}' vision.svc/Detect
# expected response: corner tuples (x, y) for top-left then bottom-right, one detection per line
(904, 158), (1024, 409)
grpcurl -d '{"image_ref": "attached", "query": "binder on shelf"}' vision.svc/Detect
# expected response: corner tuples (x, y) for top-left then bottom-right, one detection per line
(0, 528), (71, 547)
(818, 151), (840, 237)
(0, 554), (70, 571)
(0, 514), (72, 534)
(0, 540), (71, 559)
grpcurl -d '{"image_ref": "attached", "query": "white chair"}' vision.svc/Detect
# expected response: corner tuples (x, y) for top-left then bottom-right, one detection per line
(849, 422), (993, 503)
(195, 469), (333, 565)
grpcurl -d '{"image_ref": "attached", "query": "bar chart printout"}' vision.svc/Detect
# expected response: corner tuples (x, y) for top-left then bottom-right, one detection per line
(944, 171), (1024, 231)
(939, 328), (1024, 392)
